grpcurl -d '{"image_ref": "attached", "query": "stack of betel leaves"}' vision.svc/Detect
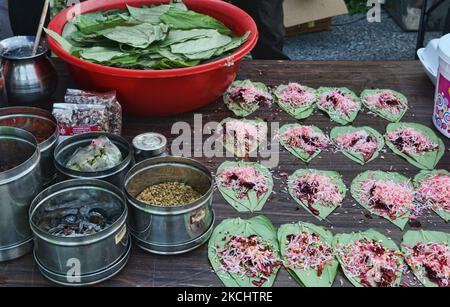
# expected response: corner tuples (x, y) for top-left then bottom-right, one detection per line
(45, 1), (250, 70)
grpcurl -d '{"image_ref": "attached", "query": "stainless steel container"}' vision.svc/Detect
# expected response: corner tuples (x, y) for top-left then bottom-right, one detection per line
(125, 156), (215, 255)
(0, 36), (57, 106)
(29, 179), (130, 286)
(132, 132), (167, 163)
(0, 63), (6, 107)
(0, 107), (58, 187)
(54, 132), (133, 188)
(0, 126), (42, 262)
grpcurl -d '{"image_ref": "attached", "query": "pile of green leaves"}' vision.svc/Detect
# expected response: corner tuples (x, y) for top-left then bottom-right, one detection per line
(45, 1), (250, 70)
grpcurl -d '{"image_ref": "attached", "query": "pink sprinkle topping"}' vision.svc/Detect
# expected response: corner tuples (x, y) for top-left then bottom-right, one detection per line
(318, 89), (359, 116)
(217, 235), (281, 286)
(335, 130), (379, 162)
(336, 238), (403, 287)
(291, 173), (344, 215)
(221, 120), (266, 156)
(418, 174), (450, 212)
(282, 125), (329, 154)
(217, 166), (269, 198)
(228, 84), (273, 107)
(283, 232), (334, 276)
(387, 127), (438, 154)
(360, 179), (415, 220)
(278, 83), (315, 107)
(365, 91), (405, 114)
(403, 242), (449, 287)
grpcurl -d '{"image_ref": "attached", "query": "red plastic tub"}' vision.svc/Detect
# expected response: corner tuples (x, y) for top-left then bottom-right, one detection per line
(47, 0), (258, 116)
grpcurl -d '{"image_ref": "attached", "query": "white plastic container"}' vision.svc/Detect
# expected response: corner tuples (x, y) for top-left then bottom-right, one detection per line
(433, 34), (450, 138)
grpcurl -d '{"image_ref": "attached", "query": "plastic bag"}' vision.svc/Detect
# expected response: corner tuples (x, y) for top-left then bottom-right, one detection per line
(53, 103), (110, 140)
(66, 136), (123, 172)
(64, 89), (122, 135)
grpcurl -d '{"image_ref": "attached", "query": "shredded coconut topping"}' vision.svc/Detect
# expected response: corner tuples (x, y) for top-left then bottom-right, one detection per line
(217, 235), (281, 287)
(387, 127), (439, 154)
(278, 83), (315, 107)
(283, 232), (334, 276)
(228, 84), (273, 107)
(335, 130), (379, 162)
(403, 242), (449, 287)
(417, 174), (450, 212)
(290, 173), (343, 216)
(318, 89), (359, 116)
(359, 179), (415, 220)
(336, 238), (403, 287)
(217, 166), (269, 199)
(282, 125), (329, 154)
(365, 91), (406, 114)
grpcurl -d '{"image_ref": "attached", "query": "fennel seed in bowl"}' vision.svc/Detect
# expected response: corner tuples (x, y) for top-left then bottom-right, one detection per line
(136, 182), (202, 207)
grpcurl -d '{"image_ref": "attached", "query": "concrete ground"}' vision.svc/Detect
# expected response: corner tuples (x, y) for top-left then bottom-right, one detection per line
(0, 1), (441, 61)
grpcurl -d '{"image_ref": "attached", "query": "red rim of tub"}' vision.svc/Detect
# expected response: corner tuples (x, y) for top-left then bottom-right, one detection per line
(47, 0), (259, 78)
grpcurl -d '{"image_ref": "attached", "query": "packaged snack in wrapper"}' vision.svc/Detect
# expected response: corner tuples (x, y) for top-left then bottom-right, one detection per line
(66, 136), (123, 172)
(53, 103), (110, 140)
(64, 89), (122, 135)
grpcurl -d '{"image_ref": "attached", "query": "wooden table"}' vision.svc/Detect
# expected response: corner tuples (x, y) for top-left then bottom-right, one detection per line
(0, 60), (448, 287)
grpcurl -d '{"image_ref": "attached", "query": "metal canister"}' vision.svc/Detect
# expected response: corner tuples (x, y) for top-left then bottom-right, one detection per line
(0, 126), (42, 262)
(54, 132), (132, 188)
(124, 156), (215, 255)
(132, 132), (167, 163)
(0, 107), (58, 187)
(29, 179), (130, 286)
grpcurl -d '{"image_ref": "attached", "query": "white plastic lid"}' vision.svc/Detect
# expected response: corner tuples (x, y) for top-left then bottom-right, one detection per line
(438, 33), (450, 64)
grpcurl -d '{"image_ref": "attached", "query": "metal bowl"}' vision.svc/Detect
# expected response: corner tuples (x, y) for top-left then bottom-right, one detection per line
(0, 126), (42, 262)
(124, 156), (215, 255)
(29, 179), (130, 286)
(54, 132), (132, 188)
(0, 107), (58, 186)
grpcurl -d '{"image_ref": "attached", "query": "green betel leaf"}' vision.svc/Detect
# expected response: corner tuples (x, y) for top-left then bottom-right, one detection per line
(170, 30), (232, 55)
(160, 29), (217, 47)
(223, 80), (272, 117)
(333, 229), (403, 287)
(330, 126), (385, 165)
(278, 222), (338, 287)
(316, 87), (361, 125)
(279, 124), (328, 163)
(218, 118), (268, 158)
(127, 4), (171, 24)
(100, 23), (169, 49)
(44, 28), (81, 55)
(160, 7), (232, 35)
(350, 170), (413, 230)
(401, 230), (450, 287)
(288, 169), (346, 221)
(216, 161), (274, 213)
(208, 216), (281, 287)
(413, 170), (450, 222)
(274, 83), (317, 120)
(361, 89), (408, 122)
(385, 122), (445, 170)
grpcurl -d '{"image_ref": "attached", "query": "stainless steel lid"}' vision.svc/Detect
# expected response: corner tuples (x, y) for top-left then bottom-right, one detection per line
(132, 132), (167, 157)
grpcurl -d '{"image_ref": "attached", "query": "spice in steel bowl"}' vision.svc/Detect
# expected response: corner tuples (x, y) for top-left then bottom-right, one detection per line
(137, 182), (202, 207)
